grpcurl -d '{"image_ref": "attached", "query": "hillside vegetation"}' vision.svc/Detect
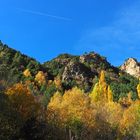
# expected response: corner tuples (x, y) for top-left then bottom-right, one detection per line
(0, 41), (140, 140)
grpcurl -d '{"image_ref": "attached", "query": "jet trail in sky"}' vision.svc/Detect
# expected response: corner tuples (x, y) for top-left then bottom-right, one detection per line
(16, 8), (72, 21)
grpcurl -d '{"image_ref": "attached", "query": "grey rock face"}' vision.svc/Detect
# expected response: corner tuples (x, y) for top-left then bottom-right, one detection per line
(62, 61), (95, 84)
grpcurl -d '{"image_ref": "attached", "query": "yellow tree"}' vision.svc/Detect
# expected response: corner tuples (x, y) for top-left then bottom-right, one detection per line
(23, 69), (31, 77)
(99, 70), (108, 100)
(6, 83), (40, 120)
(62, 87), (90, 119)
(119, 101), (140, 138)
(47, 86), (120, 139)
(47, 88), (87, 125)
(56, 88), (91, 138)
(90, 70), (113, 102)
(48, 91), (62, 108)
(137, 82), (140, 99)
(107, 86), (113, 102)
(89, 83), (101, 102)
(35, 71), (47, 85)
(47, 87), (90, 133)
(47, 91), (62, 125)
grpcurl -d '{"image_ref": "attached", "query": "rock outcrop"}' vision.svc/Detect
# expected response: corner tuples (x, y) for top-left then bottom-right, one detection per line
(62, 60), (95, 85)
(121, 58), (140, 78)
(44, 52), (121, 91)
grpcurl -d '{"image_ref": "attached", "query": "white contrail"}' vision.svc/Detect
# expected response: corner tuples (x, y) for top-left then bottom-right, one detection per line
(16, 8), (72, 21)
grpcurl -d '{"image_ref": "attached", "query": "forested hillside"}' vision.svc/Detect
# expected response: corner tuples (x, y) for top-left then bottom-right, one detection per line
(0, 41), (140, 140)
(0, 41), (138, 100)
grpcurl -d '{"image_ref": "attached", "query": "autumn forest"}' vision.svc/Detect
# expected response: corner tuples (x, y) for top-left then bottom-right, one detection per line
(0, 42), (140, 140)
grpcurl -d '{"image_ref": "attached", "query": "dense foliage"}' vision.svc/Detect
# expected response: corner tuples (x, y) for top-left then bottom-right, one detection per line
(0, 69), (140, 140)
(0, 41), (140, 139)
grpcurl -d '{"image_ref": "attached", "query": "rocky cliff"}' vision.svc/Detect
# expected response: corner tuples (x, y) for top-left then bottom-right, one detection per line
(121, 58), (140, 78)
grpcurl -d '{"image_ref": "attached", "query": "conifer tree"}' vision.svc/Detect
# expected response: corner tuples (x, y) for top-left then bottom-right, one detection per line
(99, 70), (108, 100)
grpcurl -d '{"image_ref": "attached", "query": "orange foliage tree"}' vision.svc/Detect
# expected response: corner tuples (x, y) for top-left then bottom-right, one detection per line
(6, 83), (40, 120)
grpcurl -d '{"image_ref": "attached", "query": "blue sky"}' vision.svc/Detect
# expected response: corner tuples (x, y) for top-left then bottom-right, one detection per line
(0, 0), (140, 66)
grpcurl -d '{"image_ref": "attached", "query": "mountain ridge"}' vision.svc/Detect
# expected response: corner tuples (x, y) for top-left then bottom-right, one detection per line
(0, 40), (139, 100)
